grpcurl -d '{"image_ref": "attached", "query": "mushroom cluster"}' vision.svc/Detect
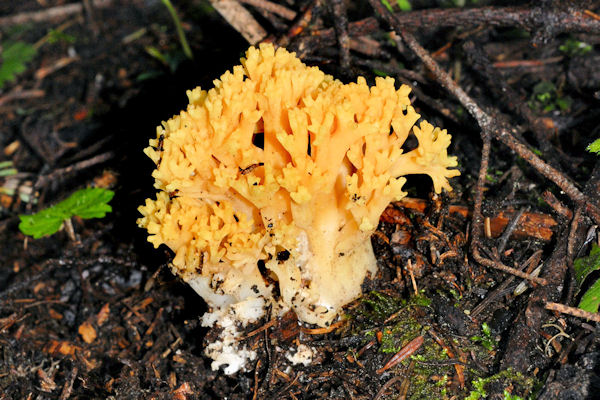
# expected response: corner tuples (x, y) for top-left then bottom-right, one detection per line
(138, 43), (459, 373)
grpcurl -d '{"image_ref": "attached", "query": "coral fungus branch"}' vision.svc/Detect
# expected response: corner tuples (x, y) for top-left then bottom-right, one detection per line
(138, 43), (459, 373)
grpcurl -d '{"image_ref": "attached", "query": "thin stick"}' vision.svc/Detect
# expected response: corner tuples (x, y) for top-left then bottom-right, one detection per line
(58, 366), (78, 400)
(407, 259), (418, 295)
(239, 0), (296, 20)
(34, 152), (114, 190)
(0, 0), (113, 27)
(277, 0), (320, 48)
(470, 131), (546, 284)
(330, 0), (351, 72)
(545, 302), (600, 323)
(209, 0), (267, 44)
(0, 89), (45, 107)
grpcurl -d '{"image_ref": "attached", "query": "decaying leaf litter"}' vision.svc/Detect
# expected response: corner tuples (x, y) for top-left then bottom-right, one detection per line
(1, 0), (600, 398)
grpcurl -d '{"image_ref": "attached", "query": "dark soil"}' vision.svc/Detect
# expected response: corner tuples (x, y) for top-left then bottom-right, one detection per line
(2, 0), (600, 399)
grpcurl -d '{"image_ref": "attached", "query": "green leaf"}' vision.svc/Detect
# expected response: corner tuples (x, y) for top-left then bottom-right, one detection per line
(19, 188), (114, 239)
(396, 0), (412, 11)
(19, 211), (65, 239)
(555, 96), (572, 111)
(560, 38), (592, 57)
(55, 187), (114, 219)
(587, 138), (600, 155)
(574, 244), (600, 285)
(380, 0), (394, 12)
(578, 278), (600, 313)
(0, 41), (37, 89)
(481, 322), (491, 337)
(372, 69), (389, 77)
(46, 29), (76, 44)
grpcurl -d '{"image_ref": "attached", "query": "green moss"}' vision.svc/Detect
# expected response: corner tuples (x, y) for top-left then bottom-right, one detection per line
(360, 291), (403, 323)
(406, 336), (454, 400)
(464, 369), (535, 399)
(350, 293), (537, 398)
(470, 322), (496, 351)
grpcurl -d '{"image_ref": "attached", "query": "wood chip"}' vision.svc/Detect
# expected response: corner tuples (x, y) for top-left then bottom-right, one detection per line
(78, 321), (97, 344)
(96, 303), (110, 326)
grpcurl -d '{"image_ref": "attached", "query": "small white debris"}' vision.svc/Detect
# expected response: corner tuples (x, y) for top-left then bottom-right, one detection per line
(285, 344), (315, 366)
(201, 297), (266, 375)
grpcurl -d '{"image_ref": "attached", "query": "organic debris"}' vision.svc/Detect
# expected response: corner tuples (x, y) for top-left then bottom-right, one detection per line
(2, 0), (600, 398)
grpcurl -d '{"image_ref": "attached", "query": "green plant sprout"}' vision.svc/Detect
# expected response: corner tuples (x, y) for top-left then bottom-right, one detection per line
(46, 29), (76, 45)
(559, 38), (592, 57)
(573, 243), (600, 312)
(470, 322), (496, 351)
(161, 0), (193, 59)
(0, 40), (37, 89)
(19, 187), (114, 239)
(464, 369), (531, 400)
(528, 81), (571, 113)
(587, 138), (600, 155)
(396, 0), (412, 11)
(381, 0), (411, 12)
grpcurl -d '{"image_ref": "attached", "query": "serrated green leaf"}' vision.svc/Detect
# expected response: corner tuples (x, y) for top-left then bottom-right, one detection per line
(19, 212), (65, 239)
(56, 187), (114, 219)
(574, 244), (600, 286)
(578, 278), (600, 313)
(18, 188), (114, 238)
(587, 138), (600, 155)
(0, 41), (37, 89)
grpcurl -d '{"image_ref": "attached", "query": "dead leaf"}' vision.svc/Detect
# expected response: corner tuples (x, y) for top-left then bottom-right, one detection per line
(173, 382), (193, 400)
(78, 321), (97, 344)
(96, 303), (110, 326)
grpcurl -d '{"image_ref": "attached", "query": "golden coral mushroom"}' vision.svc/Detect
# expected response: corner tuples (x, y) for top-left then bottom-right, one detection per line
(138, 43), (459, 371)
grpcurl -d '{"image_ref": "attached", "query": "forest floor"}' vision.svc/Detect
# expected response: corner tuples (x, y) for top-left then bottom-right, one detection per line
(1, 0), (600, 399)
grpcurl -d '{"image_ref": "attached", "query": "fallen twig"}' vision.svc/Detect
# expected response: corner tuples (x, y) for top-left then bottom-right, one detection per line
(209, 0), (267, 44)
(388, 197), (558, 242)
(372, 6), (599, 221)
(330, 0), (351, 73)
(300, 6), (600, 53)
(545, 302), (600, 323)
(35, 56), (80, 80)
(239, 0), (296, 20)
(33, 152), (114, 191)
(301, 320), (345, 335)
(0, 0), (113, 27)
(277, 0), (321, 48)
(373, 376), (403, 400)
(0, 89), (45, 108)
(492, 57), (563, 69)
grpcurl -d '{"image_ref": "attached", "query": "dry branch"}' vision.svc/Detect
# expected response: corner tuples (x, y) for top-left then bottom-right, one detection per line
(299, 5), (600, 53)
(545, 302), (600, 323)
(389, 198), (558, 242)
(238, 0), (297, 20)
(209, 0), (267, 44)
(0, 0), (113, 27)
